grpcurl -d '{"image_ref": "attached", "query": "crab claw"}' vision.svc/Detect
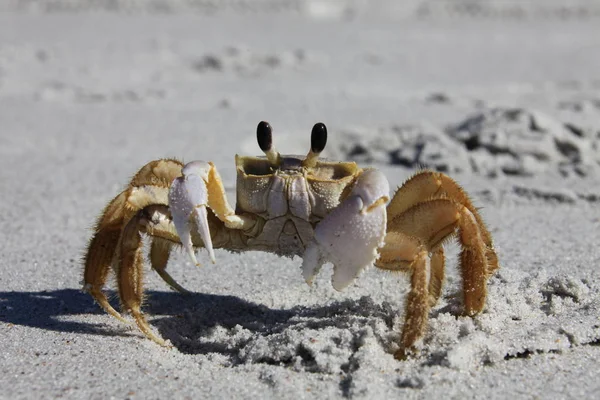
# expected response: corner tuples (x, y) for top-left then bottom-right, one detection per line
(302, 169), (389, 291)
(168, 161), (216, 266)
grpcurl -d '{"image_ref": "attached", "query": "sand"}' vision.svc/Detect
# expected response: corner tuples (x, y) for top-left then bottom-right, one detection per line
(1, 2), (600, 399)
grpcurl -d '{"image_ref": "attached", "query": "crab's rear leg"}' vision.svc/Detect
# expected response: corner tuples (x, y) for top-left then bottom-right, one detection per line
(117, 203), (231, 345)
(387, 171), (498, 276)
(84, 226), (127, 323)
(119, 213), (167, 345)
(83, 159), (185, 320)
(150, 238), (190, 294)
(376, 232), (430, 359)
(378, 198), (491, 358)
(83, 191), (133, 323)
(428, 247), (445, 307)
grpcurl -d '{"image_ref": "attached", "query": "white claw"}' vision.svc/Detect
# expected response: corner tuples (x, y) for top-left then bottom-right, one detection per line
(169, 161), (216, 266)
(301, 169), (389, 291)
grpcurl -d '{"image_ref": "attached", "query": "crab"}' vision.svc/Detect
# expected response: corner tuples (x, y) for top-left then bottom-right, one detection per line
(83, 121), (499, 359)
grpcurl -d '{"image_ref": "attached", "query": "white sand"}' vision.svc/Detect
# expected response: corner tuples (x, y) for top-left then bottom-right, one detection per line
(1, 2), (600, 399)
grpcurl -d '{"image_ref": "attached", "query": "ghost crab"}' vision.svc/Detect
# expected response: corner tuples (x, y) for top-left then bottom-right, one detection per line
(83, 121), (499, 359)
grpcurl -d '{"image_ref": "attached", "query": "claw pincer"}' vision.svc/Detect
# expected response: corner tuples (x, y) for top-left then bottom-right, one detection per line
(302, 169), (390, 290)
(168, 161), (216, 265)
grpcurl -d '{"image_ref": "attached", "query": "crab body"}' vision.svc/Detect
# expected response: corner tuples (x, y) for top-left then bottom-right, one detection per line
(232, 154), (360, 257)
(83, 121), (498, 359)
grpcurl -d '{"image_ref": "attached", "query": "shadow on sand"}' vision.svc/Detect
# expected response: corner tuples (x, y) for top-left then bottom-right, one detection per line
(0, 289), (397, 355)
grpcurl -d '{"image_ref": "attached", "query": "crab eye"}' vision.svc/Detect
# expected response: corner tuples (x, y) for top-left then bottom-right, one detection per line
(257, 121), (273, 152)
(311, 122), (327, 153)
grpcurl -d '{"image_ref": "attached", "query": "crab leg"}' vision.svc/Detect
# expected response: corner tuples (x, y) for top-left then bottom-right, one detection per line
(428, 247), (445, 306)
(302, 169), (390, 290)
(376, 197), (492, 358)
(150, 238), (190, 294)
(83, 226), (127, 323)
(118, 213), (167, 345)
(387, 170), (498, 276)
(83, 160), (187, 325)
(375, 230), (434, 359)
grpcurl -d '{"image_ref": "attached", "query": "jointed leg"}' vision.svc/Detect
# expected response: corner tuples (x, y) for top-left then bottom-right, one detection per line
(387, 171), (498, 275)
(379, 197), (492, 356)
(457, 206), (488, 315)
(376, 232), (431, 360)
(83, 160), (184, 318)
(398, 250), (430, 360)
(389, 199), (490, 314)
(428, 247), (445, 307)
(119, 213), (166, 345)
(150, 238), (190, 294)
(83, 190), (136, 323)
(116, 205), (231, 345)
(82, 158), (254, 344)
(83, 227), (127, 323)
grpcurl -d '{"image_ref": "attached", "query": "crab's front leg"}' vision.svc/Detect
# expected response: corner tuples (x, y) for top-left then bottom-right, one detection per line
(302, 169), (390, 290)
(169, 161), (255, 265)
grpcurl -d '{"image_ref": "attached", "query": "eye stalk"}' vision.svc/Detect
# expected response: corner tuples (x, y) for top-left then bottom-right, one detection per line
(257, 121), (281, 167)
(303, 122), (327, 168)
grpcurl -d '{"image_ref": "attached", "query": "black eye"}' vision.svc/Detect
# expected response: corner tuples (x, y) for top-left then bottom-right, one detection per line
(257, 121), (273, 152)
(311, 122), (327, 153)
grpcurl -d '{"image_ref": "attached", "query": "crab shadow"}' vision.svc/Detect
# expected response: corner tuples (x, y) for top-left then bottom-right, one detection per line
(0, 289), (133, 337)
(152, 293), (398, 356)
(0, 289), (397, 355)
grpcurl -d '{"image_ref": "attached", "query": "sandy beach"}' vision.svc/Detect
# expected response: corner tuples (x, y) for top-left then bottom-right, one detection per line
(1, 2), (600, 398)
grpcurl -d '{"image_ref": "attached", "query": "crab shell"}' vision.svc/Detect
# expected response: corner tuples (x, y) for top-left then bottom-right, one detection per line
(235, 154), (360, 255)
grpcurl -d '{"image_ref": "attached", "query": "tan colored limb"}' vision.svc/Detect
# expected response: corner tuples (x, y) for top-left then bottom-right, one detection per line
(83, 159), (197, 335)
(83, 161), (179, 312)
(205, 162), (256, 230)
(388, 199), (462, 249)
(83, 189), (134, 323)
(119, 214), (167, 346)
(118, 205), (232, 345)
(375, 233), (431, 359)
(150, 238), (190, 294)
(205, 162), (235, 220)
(130, 159), (184, 188)
(376, 231), (419, 272)
(396, 250), (430, 360)
(377, 199), (491, 357)
(429, 247), (445, 307)
(378, 234), (445, 307)
(82, 158), (244, 342)
(388, 199), (490, 316)
(388, 171), (481, 219)
(387, 171), (498, 275)
(83, 227), (127, 323)
(387, 171), (446, 218)
(458, 208), (489, 315)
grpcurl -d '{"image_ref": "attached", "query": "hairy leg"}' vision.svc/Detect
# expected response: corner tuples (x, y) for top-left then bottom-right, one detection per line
(376, 232), (431, 359)
(150, 238), (190, 294)
(388, 199), (490, 316)
(387, 171), (498, 276)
